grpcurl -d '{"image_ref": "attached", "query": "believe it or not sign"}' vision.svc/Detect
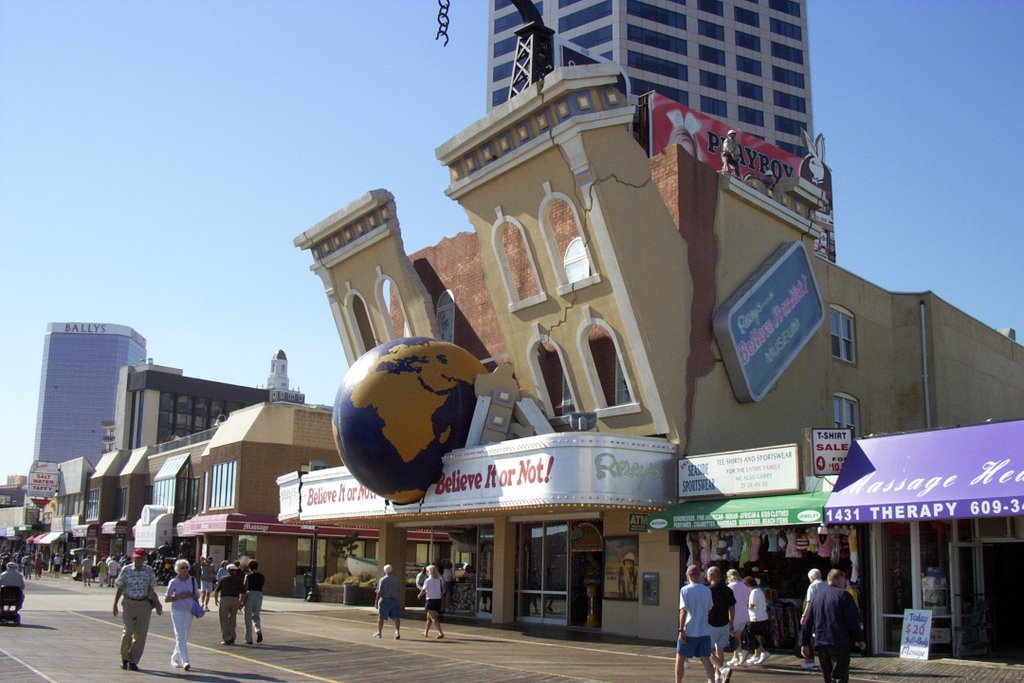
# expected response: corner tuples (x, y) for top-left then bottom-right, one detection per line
(278, 434), (675, 519)
(713, 241), (824, 403)
(900, 609), (933, 660)
(811, 428), (853, 476)
(678, 445), (799, 498)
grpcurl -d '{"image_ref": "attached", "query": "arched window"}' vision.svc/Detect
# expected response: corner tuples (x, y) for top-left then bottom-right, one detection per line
(349, 294), (377, 355)
(587, 325), (632, 407)
(500, 221), (541, 301)
(563, 238), (591, 284)
(436, 290), (455, 342)
(536, 341), (576, 416)
(377, 276), (409, 339)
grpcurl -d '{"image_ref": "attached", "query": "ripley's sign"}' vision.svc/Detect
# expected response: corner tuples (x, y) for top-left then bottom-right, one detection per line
(713, 241), (824, 402)
(279, 434), (675, 520)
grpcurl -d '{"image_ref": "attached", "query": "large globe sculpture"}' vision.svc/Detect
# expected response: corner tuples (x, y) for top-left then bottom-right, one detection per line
(333, 337), (487, 505)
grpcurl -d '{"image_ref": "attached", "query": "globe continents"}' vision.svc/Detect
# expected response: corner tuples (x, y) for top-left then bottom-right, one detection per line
(333, 337), (487, 504)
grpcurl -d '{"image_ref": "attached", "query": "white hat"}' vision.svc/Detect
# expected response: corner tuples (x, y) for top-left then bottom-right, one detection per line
(226, 563), (238, 571)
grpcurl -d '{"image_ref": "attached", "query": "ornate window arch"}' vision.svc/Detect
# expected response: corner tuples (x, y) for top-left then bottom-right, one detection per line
(436, 289), (455, 342)
(537, 182), (600, 294)
(374, 270), (409, 340)
(526, 333), (577, 418)
(343, 286), (378, 356)
(576, 312), (636, 412)
(490, 209), (546, 311)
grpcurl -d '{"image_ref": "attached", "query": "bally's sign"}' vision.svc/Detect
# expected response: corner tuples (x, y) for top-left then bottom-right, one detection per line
(713, 241), (824, 402)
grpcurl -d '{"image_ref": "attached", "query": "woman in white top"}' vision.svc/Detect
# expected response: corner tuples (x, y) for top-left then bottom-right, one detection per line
(743, 576), (770, 665)
(416, 565), (445, 639)
(164, 559), (200, 671)
(726, 568), (751, 666)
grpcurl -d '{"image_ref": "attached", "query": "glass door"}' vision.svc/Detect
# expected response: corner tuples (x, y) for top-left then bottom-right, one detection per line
(951, 539), (984, 657)
(518, 522), (568, 623)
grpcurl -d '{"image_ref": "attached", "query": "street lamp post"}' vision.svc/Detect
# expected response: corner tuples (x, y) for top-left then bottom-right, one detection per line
(296, 465), (320, 602)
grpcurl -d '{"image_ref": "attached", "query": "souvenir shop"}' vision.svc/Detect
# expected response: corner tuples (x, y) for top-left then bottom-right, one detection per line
(647, 443), (864, 652)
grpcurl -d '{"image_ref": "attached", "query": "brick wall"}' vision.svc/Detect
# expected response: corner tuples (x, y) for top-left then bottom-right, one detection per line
(412, 232), (506, 362)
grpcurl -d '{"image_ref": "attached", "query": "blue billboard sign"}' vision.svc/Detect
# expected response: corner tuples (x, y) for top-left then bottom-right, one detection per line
(713, 241), (824, 402)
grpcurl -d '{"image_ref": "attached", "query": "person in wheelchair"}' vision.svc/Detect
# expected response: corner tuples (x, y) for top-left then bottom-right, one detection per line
(1, 561), (26, 610)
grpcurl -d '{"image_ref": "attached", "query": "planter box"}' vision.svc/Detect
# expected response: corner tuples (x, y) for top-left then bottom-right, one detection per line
(318, 584), (343, 604)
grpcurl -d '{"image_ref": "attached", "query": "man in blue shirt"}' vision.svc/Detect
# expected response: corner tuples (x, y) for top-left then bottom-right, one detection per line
(676, 564), (716, 683)
(800, 569), (866, 683)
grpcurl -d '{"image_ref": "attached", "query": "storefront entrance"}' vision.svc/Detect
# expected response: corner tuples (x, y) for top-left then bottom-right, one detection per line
(517, 520), (603, 627)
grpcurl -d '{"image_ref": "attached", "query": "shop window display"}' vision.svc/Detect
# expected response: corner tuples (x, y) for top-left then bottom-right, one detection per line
(678, 525), (859, 650)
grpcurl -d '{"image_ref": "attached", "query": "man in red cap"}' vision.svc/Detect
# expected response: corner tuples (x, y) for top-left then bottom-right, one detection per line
(113, 548), (158, 671)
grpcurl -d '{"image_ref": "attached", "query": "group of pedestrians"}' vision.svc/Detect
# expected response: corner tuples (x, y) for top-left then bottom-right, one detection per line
(111, 550), (267, 673)
(675, 564), (864, 683)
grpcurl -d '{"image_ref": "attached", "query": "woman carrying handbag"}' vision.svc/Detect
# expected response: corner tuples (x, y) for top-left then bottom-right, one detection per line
(164, 559), (201, 671)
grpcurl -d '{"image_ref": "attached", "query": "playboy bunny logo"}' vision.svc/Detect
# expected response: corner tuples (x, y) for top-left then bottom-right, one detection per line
(800, 130), (828, 186)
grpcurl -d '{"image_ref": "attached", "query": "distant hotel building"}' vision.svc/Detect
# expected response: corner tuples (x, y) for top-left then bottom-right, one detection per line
(33, 323), (147, 465)
(487, 0), (812, 155)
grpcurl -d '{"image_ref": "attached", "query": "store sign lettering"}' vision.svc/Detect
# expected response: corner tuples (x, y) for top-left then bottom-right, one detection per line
(594, 452), (661, 491)
(64, 323), (108, 333)
(713, 242), (824, 403)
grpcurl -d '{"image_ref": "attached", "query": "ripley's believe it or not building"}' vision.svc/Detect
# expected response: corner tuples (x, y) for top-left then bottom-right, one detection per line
(279, 64), (1024, 658)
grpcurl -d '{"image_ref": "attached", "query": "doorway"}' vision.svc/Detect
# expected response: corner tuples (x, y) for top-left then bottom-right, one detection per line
(983, 542), (1024, 655)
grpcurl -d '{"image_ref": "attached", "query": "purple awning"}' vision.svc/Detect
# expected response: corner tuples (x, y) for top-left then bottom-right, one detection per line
(824, 419), (1024, 524)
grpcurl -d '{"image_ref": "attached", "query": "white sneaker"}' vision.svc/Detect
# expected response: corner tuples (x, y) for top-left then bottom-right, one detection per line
(758, 651), (771, 664)
(720, 667), (733, 683)
(683, 659), (690, 669)
(747, 654), (763, 665)
(736, 650), (749, 666)
(800, 661), (817, 670)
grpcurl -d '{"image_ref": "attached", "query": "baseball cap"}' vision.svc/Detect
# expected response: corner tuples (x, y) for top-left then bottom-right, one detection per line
(226, 563), (238, 571)
(131, 548), (147, 559)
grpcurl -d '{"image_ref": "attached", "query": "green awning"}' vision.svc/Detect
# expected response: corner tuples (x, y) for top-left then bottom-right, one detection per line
(647, 491), (830, 531)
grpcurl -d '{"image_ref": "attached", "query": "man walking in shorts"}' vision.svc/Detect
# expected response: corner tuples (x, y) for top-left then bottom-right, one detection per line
(374, 563), (402, 639)
(676, 564), (716, 683)
(706, 566), (736, 683)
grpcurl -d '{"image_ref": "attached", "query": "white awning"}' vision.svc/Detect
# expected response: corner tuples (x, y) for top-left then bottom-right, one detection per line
(134, 512), (173, 549)
(154, 453), (190, 482)
(37, 531), (64, 545)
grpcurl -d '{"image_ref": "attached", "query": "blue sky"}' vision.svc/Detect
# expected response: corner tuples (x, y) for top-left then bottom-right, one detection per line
(2, 1), (1022, 478)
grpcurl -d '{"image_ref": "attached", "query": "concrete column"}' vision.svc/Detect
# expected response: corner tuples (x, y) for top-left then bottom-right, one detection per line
(491, 516), (517, 624)
(376, 523), (407, 606)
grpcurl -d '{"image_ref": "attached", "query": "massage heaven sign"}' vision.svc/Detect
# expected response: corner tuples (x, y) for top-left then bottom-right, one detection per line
(713, 241), (824, 402)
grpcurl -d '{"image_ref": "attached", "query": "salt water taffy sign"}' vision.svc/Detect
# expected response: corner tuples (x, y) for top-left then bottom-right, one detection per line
(824, 419), (1024, 523)
(713, 241), (824, 403)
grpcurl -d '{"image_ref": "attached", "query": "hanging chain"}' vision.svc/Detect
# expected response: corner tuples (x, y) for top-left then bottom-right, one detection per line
(435, 0), (450, 46)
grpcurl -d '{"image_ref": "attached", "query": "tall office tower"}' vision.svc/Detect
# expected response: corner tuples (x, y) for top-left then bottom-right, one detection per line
(32, 323), (147, 465)
(487, 0), (812, 155)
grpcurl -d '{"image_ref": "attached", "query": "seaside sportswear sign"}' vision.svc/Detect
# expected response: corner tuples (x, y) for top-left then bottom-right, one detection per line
(824, 419), (1024, 523)
(713, 241), (824, 402)
(676, 444), (800, 498)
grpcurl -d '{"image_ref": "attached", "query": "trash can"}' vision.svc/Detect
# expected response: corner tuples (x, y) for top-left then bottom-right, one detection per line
(293, 575), (305, 599)
(343, 583), (357, 605)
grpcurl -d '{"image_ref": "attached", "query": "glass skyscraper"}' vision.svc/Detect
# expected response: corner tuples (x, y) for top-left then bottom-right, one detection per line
(488, 0), (813, 156)
(33, 323), (147, 465)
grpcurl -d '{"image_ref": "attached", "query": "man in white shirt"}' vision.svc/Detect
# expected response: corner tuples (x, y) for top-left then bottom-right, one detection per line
(676, 564), (716, 683)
